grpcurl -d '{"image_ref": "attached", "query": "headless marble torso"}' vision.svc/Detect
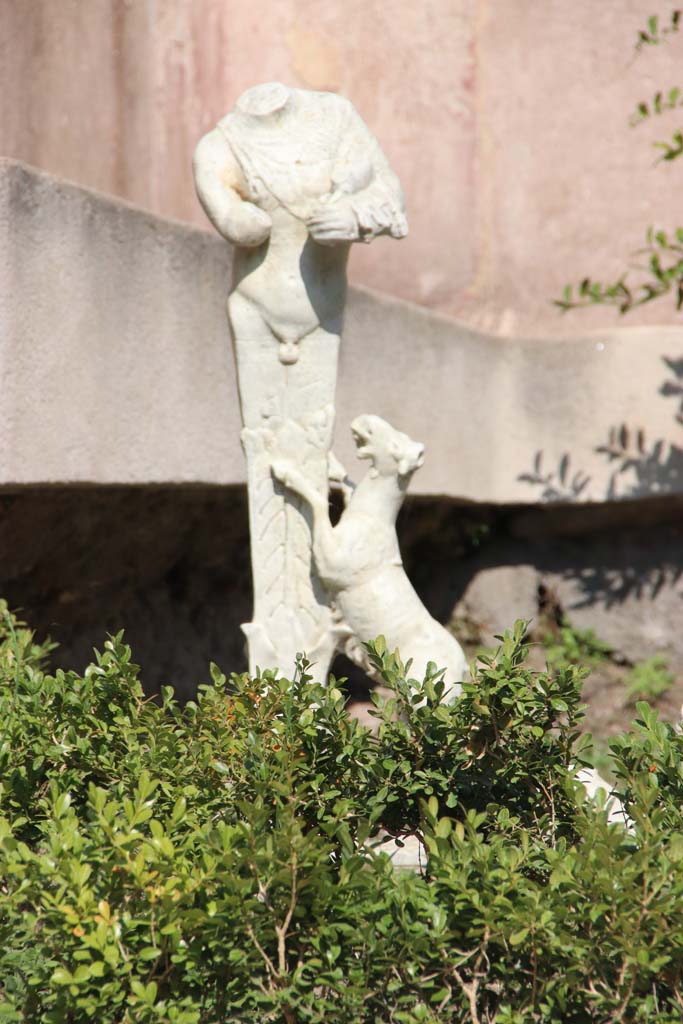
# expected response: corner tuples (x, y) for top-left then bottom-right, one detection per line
(221, 95), (350, 362)
(214, 84), (404, 366)
(227, 202), (349, 365)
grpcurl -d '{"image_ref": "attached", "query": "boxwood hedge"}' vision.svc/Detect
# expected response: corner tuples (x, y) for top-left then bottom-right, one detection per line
(1, 602), (682, 1022)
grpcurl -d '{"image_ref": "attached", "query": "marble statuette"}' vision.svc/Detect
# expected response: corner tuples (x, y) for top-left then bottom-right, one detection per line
(193, 82), (407, 676)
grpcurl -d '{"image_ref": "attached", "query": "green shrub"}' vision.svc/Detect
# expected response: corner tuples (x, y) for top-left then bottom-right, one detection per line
(542, 620), (612, 671)
(1, 606), (683, 1022)
(624, 653), (675, 703)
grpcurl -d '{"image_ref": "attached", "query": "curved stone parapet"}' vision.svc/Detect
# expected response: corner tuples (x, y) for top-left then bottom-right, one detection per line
(342, 292), (683, 505)
(2, 158), (682, 506)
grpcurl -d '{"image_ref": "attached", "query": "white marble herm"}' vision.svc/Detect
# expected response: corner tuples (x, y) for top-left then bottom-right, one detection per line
(193, 83), (407, 676)
(273, 415), (467, 697)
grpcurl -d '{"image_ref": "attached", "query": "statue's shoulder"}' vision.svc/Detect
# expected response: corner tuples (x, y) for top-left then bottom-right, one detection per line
(216, 111), (236, 135)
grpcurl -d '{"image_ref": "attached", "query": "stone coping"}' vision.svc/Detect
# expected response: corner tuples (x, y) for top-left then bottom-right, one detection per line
(2, 157), (682, 504)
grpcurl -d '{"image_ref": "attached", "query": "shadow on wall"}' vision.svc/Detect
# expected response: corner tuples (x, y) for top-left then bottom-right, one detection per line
(0, 487), (254, 702)
(516, 355), (683, 610)
(0, 485), (488, 702)
(2, 482), (683, 698)
(566, 560), (683, 612)
(519, 356), (683, 502)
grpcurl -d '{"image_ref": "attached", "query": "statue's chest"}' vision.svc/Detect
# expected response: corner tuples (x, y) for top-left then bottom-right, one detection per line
(225, 121), (339, 213)
(247, 159), (333, 210)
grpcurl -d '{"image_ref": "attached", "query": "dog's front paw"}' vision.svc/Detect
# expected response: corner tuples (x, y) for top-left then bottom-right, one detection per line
(271, 458), (290, 485)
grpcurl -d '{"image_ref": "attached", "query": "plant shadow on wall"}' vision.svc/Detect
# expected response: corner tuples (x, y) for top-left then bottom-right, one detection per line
(520, 357), (683, 502)
(518, 355), (683, 611)
(594, 356), (683, 501)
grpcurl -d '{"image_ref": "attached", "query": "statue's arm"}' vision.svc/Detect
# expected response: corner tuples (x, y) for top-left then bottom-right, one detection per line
(340, 118), (408, 242)
(192, 129), (271, 248)
(306, 102), (407, 246)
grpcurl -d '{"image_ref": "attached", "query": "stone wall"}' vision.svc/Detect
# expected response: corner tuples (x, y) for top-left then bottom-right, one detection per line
(2, 0), (681, 335)
(3, 160), (682, 505)
(1, 159), (682, 727)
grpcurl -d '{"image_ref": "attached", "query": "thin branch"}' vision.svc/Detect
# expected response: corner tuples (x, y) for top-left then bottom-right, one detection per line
(246, 922), (277, 979)
(275, 851), (298, 976)
(452, 968), (480, 1024)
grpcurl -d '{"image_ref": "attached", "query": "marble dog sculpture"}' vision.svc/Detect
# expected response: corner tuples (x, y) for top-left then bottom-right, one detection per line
(272, 414), (467, 696)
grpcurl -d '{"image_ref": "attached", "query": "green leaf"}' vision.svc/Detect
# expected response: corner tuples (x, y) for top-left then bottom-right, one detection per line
(51, 968), (74, 986)
(509, 927), (529, 946)
(435, 817), (452, 838)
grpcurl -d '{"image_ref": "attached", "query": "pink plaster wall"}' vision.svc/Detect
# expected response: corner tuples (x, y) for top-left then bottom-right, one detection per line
(2, 0), (681, 336)
(459, 0), (683, 336)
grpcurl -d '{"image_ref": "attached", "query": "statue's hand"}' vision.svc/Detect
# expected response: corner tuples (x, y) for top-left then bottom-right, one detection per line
(228, 202), (272, 247)
(306, 204), (358, 245)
